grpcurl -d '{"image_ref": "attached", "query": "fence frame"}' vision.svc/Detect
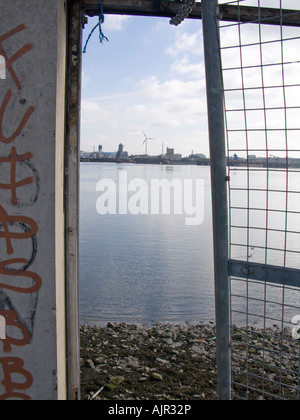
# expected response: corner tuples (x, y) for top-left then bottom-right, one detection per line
(218, 0), (300, 400)
(202, 0), (231, 401)
(65, 0), (300, 400)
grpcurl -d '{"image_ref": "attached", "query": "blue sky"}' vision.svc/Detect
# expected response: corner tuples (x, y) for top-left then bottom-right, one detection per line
(80, 0), (300, 158)
(81, 14), (208, 157)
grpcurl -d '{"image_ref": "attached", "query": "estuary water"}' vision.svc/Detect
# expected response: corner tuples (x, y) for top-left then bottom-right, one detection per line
(79, 162), (215, 326)
(79, 162), (300, 327)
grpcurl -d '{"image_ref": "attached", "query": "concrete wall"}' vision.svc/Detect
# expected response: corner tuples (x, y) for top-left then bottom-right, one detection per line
(0, 0), (67, 400)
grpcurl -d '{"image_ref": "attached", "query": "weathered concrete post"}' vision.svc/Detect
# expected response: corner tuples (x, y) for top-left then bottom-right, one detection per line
(0, 0), (67, 399)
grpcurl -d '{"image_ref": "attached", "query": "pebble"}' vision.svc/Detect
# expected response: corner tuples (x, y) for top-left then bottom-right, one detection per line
(149, 372), (163, 381)
(80, 322), (300, 401)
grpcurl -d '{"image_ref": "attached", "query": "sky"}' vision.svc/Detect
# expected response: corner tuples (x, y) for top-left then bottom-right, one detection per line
(81, 13), (208, 157)
(80, 0), (300, 158)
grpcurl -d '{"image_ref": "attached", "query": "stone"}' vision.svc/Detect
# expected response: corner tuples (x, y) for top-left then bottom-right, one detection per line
(109, 376), (125, 385)
(149, 372), (163, 381)
(156, 358), (170, 365)
(163, 338), (174, 346)
(86, 359), (96, 370)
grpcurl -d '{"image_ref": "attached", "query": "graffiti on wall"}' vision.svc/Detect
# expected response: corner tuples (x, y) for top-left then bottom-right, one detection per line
(0, 23), (41, 400)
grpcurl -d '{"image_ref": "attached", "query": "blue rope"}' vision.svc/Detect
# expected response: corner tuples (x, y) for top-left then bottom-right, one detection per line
(83, 0), (108, 53)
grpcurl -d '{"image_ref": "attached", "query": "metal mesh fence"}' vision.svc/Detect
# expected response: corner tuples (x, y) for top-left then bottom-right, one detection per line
(218, 0), (300, 400)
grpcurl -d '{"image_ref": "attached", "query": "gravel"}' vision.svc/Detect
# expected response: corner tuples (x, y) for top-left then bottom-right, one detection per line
(80, 322), (300, 401)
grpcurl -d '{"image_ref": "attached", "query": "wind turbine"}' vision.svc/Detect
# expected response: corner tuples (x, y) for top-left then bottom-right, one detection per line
(142, 131), (154, 155)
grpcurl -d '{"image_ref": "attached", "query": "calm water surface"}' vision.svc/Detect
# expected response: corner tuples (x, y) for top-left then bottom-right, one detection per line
(79, 163), (215, 326)
(79, 163), (300, 327)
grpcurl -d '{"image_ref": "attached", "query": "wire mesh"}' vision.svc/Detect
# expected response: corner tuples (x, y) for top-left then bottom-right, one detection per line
(219, 0), (300, 400)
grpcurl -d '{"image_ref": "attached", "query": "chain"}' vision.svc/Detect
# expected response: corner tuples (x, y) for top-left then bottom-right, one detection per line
(170, 0), (196, 26)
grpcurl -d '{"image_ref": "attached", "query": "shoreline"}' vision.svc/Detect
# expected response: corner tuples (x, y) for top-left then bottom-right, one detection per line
(80, 322), (299, 401)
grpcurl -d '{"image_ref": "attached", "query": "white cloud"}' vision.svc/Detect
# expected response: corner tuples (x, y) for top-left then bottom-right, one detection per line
(81, 99), (102, 116)
(104, 15), (131, 31)
(136, 76), (204, 100)
(166, 29), (203, 57)
(170, 55), (204, 80)
(82, 71), (92, 87)
(151, 118), (182, 129)
(81, 100), (111, 124)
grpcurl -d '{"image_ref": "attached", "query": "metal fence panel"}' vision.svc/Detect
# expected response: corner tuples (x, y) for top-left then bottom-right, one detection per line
(218, 0), (300, 400)
(202, 0), (231, 400)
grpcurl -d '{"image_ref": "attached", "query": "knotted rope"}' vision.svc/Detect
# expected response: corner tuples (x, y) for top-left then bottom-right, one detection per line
(83, 0), (108, 53)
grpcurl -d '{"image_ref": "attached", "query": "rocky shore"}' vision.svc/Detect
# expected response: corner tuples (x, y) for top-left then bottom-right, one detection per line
(80, 322), (218, 400)
(80, 322), (300, 401)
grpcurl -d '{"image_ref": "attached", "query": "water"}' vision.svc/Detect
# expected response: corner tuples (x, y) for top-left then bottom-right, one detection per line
(79, 163), (300, 327)
(79, 163), (215, 326)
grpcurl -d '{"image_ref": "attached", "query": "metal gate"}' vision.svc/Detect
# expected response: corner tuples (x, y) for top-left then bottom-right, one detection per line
(204, 0), (300, 400)
(74, 0), (300, 401)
